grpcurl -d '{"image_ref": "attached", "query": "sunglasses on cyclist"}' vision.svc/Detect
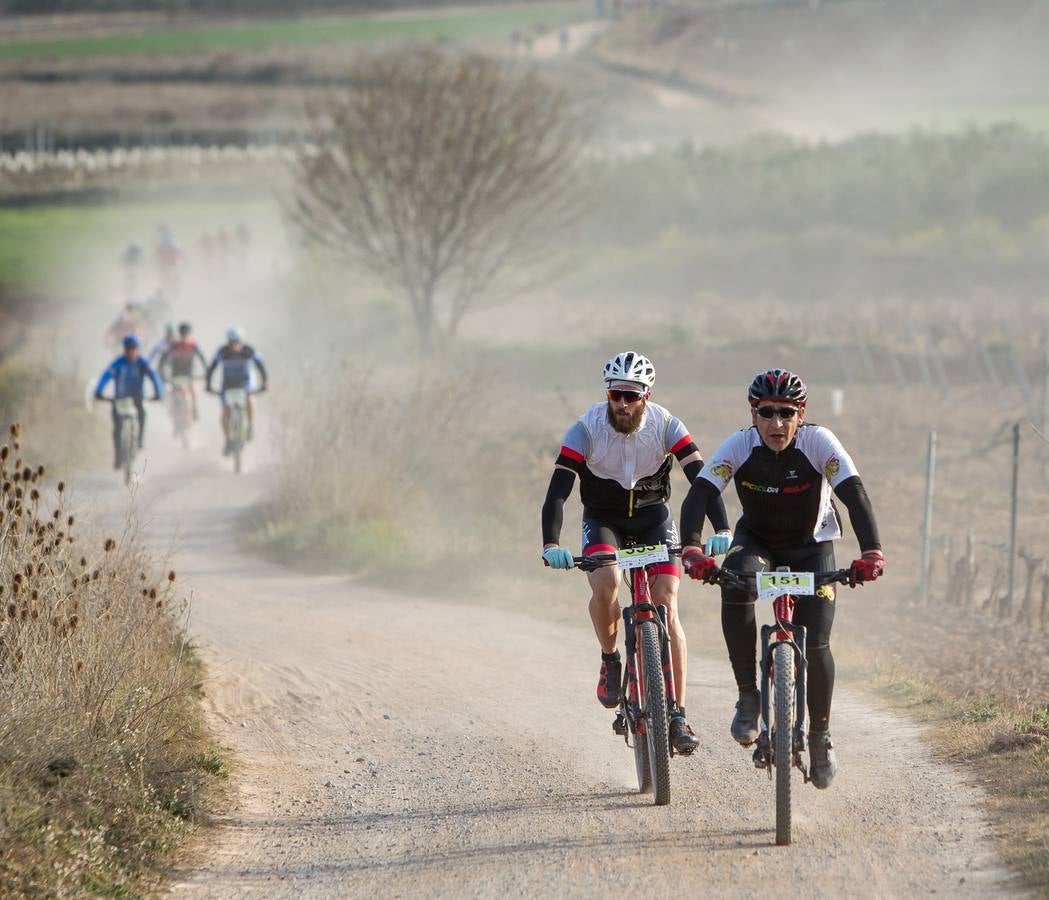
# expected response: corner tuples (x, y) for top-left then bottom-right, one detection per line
(755, 405), (799, 420)
(608, 389), (646, 403)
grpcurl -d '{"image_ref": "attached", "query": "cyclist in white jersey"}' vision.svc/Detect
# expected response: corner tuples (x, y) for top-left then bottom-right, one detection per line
(541, 351), (731, 754)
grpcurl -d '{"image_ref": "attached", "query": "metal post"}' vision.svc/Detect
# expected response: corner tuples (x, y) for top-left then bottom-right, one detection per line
(920, 430), (936, 605)
(1006, 422), (1020, 613)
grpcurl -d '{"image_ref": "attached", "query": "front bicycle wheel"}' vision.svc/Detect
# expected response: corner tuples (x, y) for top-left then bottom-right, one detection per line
(639, 619), (671, 806)
(229, 407), (243, 473)
(122, 418), (136, 486)
(773, 641), (796, 846)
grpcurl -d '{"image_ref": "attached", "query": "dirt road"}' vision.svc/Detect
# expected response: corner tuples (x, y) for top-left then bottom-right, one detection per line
(75, 435), (1010, 898)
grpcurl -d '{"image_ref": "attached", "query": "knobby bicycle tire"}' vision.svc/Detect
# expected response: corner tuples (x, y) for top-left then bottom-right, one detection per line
(639, 620), (671, 806)
(122, 417), (136, 486)
(229, 406), (244, 474)
(773, 641), (795, 846)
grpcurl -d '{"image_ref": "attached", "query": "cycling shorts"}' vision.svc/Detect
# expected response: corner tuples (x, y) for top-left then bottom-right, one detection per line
(581, 503), (681, 577)
(721, 523), (837, 647)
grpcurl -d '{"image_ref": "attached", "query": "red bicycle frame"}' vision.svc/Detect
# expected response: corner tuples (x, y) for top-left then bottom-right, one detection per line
(625, 564), (677, 733)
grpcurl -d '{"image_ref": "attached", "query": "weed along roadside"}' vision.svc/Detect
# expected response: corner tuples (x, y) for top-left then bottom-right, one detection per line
(0, 423), (223, 897)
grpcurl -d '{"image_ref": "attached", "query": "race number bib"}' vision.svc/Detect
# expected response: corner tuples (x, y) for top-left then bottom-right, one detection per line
(616, 544), (669, 570)
(756, 571), (815, 602)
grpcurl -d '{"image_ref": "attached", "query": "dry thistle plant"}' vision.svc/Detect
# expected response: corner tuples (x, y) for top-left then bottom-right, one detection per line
(0, 425), (216, 896)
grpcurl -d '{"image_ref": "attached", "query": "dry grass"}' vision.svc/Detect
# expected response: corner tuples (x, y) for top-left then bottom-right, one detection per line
(0, 423), (220, 897)
(853, 664), (1049, 894)
(248, 358), (544, 580)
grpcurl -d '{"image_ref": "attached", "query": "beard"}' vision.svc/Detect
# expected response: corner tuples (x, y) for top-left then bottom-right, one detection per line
(608, 400), (645, 434)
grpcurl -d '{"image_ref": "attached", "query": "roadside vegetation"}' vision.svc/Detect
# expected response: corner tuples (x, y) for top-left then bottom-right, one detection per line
(857, 665), (1049, 892)
(0, 425), (222, 896)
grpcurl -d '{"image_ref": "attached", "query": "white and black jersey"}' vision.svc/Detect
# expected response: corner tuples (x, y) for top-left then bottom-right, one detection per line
(689, 424), (873, 551)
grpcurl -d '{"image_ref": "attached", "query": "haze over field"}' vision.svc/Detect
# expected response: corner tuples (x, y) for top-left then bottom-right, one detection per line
(1, 1), (1048, 895)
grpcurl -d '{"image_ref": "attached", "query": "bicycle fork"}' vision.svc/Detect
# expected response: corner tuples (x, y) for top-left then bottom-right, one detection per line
(615, 604), (677, 749)
(754, 620), (808, 777)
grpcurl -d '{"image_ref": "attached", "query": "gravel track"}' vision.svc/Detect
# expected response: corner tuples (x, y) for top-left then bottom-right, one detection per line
(77, 440), (1012, 898)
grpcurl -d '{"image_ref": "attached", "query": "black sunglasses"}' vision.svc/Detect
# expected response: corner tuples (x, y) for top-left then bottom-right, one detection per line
(608, 389), (646, 403)
(755, 405), (799, 420)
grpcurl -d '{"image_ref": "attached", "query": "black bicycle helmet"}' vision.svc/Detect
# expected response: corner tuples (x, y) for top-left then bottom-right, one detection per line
(748, 368), (807, 406)
(178, 321), (191, 336)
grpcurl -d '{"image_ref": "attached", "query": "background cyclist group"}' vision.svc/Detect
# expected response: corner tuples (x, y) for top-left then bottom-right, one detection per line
(541, 352), (885, 789)
(93, 324), (268, 468)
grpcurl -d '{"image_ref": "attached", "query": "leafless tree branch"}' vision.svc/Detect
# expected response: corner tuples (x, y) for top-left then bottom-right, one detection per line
(288, 45), (587, 351)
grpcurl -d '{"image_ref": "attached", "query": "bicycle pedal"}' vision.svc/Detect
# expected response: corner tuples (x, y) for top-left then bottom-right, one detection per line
(612, 713), (627, 736)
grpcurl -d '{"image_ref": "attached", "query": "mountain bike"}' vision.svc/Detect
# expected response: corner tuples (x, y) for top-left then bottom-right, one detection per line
(96, 396), (147, 486)
(169, 375), (195, 450)
(575, 543), (682, 806)
(715, 566), (850, 846)
(222, 387), (253, 474)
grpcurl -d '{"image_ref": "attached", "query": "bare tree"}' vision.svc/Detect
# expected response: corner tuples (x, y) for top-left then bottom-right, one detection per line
(289, 45), (586, 351)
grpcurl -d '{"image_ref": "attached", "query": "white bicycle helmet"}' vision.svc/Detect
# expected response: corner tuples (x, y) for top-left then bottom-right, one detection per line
(226, 326), (243, 342)
(603, 351), (655, 388)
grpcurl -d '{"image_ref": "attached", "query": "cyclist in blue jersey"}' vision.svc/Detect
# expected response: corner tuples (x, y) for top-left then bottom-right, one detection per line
(205, 327), (268, 456)
(94, 334), (164, 469)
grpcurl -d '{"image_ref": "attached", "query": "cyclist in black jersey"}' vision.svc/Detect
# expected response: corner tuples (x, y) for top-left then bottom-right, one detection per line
(541, 351), (731, 754)
(678, 368), (885, 789)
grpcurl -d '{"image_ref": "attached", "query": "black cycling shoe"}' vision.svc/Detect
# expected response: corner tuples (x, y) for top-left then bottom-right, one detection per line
(669, 707), (699, 755)
(596, 653), (622, 709)
(808, 730), (837, 789)
(731, 689), (761, 745)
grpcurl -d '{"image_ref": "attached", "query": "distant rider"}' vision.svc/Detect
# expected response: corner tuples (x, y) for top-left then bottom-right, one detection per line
(94, 334), (164, 469)
(678, 368), (884, 789)
(205, 327), (268, 455)
(160, 322), (209, 421)
(149, 323), (176, 381)
(541, 351), (730, 754)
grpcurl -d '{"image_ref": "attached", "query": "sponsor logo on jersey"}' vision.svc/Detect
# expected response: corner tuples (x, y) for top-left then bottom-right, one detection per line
(709, 461), (733, 483)
(742, 480), (778, 494)
(782, 481), (813, 495)
(824, 457), (840, 480)
(786, 469), (798, 479)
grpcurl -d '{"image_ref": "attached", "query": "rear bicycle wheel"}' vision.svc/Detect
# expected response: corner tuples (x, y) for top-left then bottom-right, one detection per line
(639, 620), (671, 806)
(773, 641), (796, 846)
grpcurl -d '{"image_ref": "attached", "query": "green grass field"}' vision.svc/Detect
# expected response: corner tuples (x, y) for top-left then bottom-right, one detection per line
(0, 193), (274, 294)
(0, 2), (585, 61)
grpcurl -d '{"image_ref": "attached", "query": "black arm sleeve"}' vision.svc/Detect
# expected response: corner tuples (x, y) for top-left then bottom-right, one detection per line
(706, 492), (730, 534)
(834, 475), (881, 552)
(541, 467), (576, 546)
(680, 478), (722, 547)
(682, 458), (730, 534)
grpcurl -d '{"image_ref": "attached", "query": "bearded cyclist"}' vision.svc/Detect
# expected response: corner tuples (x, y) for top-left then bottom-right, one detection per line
(678, 369), (884, 789)
(205, 327), (268, 456)
(541, 351), (731, 754)
(93, 335), (164, 469)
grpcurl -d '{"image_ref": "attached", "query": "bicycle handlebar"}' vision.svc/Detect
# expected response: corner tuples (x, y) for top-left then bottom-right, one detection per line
(713, 568), (852, 590)
(572, 547), (683, 573)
